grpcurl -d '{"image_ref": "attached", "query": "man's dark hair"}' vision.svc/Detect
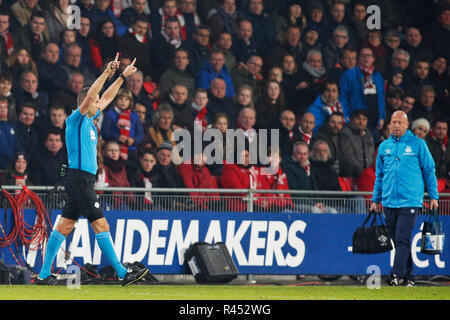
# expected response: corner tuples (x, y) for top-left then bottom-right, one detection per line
(0, 72), (12, 83)
(351, 109), (368, 119)
(403, 90), (415, 100)
(324, 80), (340, 91)
(45, 128), (64, 141)
(50, 104), (67, 113)
(196, 24), (211, 34)
(433, 117), (448, 128)
(134, 15), (149, 25)
(19, 102), (36, 113)
(30, 11), (46, 21)
(164, 16), (179, 27)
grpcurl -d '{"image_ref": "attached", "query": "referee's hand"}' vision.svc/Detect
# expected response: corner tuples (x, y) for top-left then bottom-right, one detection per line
(106, 52), (120, 74)
(123, 58), (137, 77)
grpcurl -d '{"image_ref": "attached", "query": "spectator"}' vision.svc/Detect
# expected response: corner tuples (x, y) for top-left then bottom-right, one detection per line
(244, 0), (276, 56)
(196, 49), (235, 98)
(61, 43), (96, 86)
(191, 88), (209, 131)
(129, 148), (156, 189)
(0, 73), (17, 122)
(58, 29), (79, 63)
(384, 86), (405, 124)
(322, 25), (350, 73)
(150, 17), (187, 82)
(236, 106), (257, 146)
(151, 140), (185, 190)
(89, 17), (121, 72)
(298, 112), (316, 146)
(187, 25), (211, 76)
(307, 80), (349, 134)
(231, 55), (263, 100)
(220, 146), (262, 211)
(363, 29), (387, 74)
(401, 26), (434, 65)
(11, 0), (46, 29)
(143, 104), (175, 150)
(230, 19), (258, 64)
(163, 84), (194, 131)
(37, 42), (68, 96)
(254, 79), (284, 129)
(305, 0), (326, 40)
(383, 29), (402, 65)
(346, 1), (367, 48)
(119, 0), (150, 28)
(267, 25), (303, 71)
(257, 147), (292, 211)
(0, 10), (14, 61)
(426, 2), (450, 62)
(45, 0), (72, 43)
(149, 0), (178, 40)
(75, 15), (95, 71)
(281, 140), (316, 192)
(339, 109), (375, 179)
(411, 85), (440, 125)
(206, 78), (238, 127)
(284, 3), (307, 31)
(276, 109), (301, 158)
(399, 91), (416, 122)
(339, 47), (385, 141)
(207, 0), (245, 44)
(125, 70), (154, 116)
(430, 56), (449, 109)
(1, 151), (35, 186)
(12, 11), (49, 62)
(207, 112), (229, 177)
(411, 117), (430, 140)
(101, 88), (144, 169)
(0, 97), (22, 170)
(232, 84), (254, 111)
(327, 47), (357, 83)
(279, 52), (301, 112)
(102, 140), (134, 209)
(213, 32), (236, 72)
(90, 0), (127, 37)
(34, 128), (67, 186)
(13, 103), (41, 166)
(159, 48), (194, 101)
(425, 118), (450, 188)
(38, 104), (67, 144)
(5, 48), (38, 88)
(323, 0), (348, 41)
(134, 102), (149, 131)
(13, 70), (49, 129)
(119, 16), (151, 77)
(309, 139), (342, 195)
(314, 112), (345, 175)
(386, 67), (405, 92)
(295, 49), (327, 115)
(178, 0), (202, 43)
(51, 71), (84, 115)
(404, 59), (433, 99)
(299, 24), (322, 62)
(266, 66), (283, 84)
(177, 151), (220, 209)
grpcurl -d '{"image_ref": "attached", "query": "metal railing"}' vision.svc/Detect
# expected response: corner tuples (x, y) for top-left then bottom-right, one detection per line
(2, 185), (448, 215)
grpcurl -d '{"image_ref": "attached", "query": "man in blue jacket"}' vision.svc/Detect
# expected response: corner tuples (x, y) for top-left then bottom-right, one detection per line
(370, 110), (439, 287)
(339, 47), (385, 143)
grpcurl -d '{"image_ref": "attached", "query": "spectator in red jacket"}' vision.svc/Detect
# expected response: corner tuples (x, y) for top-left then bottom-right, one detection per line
(220, 147), (263, 212)
(177, 151), (220, 209)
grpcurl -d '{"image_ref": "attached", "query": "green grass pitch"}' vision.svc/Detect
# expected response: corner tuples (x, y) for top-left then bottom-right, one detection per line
(1, 285), (450, 300)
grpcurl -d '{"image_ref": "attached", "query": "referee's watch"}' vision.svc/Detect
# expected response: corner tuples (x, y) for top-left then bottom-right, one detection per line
(119, 73), (127, 81)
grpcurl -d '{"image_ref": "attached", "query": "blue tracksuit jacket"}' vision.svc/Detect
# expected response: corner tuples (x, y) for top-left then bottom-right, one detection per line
(372, 130), (439, 208)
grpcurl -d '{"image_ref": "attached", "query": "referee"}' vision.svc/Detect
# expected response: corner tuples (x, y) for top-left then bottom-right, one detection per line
(370, 110), (439, 287)
(37, 54), (149, 286)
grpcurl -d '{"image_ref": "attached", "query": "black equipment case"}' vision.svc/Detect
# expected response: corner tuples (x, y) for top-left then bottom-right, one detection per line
(184, 242), (238, 284)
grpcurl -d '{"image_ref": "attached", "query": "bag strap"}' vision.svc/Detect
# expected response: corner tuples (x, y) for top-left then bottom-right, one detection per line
(362, 210), (375, 227)
(429, 208), (440, 224)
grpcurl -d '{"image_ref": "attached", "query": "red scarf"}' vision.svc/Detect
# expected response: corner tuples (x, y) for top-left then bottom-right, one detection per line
(116, 107), (132, 160)
(429, 130), (449, 152)
(0, 31), (13, 56)
(359, 63), (375, 89)
(129, 27), (147, 43)
(194, 107), (208, 131)
(140, 173), (153, 205)
(289, 130), (293, 141)
(110, 0), (123, 17)
(299, 126), (312, 145)
(12, 174), (27, 195)
(302, 160), (311, 177)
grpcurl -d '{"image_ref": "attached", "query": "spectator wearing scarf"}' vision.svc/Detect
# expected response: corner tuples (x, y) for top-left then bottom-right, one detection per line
(307, 81), (349, 134)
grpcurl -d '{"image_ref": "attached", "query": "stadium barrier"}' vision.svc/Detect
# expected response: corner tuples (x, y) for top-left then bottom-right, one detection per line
(0, 186), (448, 278)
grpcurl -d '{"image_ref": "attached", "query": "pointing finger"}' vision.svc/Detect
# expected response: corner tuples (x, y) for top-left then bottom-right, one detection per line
(115, 52), (120, 62)
(130, 58), (136, 66)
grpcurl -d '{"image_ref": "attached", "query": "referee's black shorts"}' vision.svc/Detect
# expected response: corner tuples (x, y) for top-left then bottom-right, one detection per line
(61, 169), (104, 223)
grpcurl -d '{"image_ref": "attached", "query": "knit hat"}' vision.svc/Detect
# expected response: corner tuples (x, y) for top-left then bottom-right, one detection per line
(411, 118), (430, 133)
(157, 140), (173, 152)
(12, 151), (28, 165)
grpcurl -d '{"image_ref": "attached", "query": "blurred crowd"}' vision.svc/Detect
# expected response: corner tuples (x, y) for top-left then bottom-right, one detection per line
(0, 0), (449, 211)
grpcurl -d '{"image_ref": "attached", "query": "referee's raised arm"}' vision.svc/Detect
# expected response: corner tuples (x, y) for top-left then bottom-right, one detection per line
(78, 53), (121, 116)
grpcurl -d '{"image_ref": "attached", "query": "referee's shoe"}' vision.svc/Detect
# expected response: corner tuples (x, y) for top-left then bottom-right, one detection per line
(120, 266), (149, 287)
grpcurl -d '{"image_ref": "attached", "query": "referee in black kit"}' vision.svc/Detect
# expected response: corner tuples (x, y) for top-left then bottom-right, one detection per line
(37, 53), (149, 286)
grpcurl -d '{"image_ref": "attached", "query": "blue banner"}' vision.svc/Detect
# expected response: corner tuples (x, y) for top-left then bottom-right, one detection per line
(0, 210), (448, 275)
